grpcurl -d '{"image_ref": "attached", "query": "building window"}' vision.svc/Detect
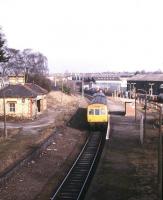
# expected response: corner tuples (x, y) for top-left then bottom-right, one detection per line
(9, 103), (15, 112)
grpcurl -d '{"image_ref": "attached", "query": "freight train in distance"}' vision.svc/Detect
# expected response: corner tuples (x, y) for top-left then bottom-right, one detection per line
(87, 91), (109, 130)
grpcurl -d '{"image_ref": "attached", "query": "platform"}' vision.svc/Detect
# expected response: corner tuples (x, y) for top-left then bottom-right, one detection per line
(85, 103), (159, 200)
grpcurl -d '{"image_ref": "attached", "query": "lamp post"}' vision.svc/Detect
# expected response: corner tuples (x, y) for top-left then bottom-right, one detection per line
(149, 83), (154, 96)
(131, 83), (136, 98)
(127, 83), (132, 99)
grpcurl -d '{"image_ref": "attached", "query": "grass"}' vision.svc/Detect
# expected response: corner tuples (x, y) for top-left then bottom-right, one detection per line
(0, 125), (54, 174)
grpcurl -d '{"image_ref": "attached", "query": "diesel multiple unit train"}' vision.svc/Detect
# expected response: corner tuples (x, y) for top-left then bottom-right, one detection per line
(87, 92), (109, 128)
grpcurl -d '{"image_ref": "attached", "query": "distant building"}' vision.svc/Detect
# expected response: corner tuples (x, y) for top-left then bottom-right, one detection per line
(93, 76), (121, 90)
(89, 75), (128, 96)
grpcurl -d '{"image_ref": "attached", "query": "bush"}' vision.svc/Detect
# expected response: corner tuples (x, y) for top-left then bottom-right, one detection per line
(27, 74), (52, 92)
(62, 85), (71, 94)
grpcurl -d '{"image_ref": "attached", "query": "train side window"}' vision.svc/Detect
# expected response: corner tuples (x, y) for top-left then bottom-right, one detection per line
(89, 109), (94, 115)
(95, 109), (100, 115)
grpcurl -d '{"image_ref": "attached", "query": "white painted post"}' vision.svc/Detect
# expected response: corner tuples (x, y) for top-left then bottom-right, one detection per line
(106, 118), (110, 140)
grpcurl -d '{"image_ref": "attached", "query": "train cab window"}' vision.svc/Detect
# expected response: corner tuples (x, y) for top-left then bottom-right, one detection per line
(101, 109), (106, 115)
(89, 109), (94, 115)
(95, 109), (100, 115)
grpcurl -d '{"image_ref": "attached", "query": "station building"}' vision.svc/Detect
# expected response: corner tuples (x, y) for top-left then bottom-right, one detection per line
(0, 76), (48, 119)
(127, 73), (163, 96)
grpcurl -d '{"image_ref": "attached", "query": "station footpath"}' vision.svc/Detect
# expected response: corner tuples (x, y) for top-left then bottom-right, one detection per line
(108, 97), (136, 116)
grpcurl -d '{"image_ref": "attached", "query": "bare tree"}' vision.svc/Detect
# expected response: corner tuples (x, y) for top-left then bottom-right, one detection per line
(22, 49), (48, 76)
(0, 28), (9, 75)
(1, 48), (49, 76)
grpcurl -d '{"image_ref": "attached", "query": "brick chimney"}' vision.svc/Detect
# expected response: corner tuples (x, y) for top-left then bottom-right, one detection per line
(8, 75), (25, 85)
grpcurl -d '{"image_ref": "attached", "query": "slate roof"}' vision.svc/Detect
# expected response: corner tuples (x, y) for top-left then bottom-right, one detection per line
(95, 76), (120, 81)
(25, 83), (48, 94)
(0, 84), (48, 98)
(128, 74), (163, 82)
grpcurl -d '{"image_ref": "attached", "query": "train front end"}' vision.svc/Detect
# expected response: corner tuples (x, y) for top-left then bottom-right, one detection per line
(87, 103), (108, 124)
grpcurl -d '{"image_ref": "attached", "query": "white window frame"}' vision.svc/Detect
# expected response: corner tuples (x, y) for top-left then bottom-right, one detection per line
(9, 102), (16, 112)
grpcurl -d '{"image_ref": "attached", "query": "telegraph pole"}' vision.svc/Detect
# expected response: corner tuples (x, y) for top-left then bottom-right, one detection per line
(3, 90), (7, 138)
(82, 73), (84, 97)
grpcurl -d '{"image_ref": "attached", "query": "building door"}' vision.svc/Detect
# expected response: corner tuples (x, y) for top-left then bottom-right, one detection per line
(37, 100), (41, 112)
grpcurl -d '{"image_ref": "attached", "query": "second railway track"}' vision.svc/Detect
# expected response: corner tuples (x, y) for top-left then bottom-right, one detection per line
(51, 131), (105, 200)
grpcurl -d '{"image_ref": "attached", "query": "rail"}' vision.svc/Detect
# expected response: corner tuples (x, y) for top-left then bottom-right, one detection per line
(51, 131), (104, 200)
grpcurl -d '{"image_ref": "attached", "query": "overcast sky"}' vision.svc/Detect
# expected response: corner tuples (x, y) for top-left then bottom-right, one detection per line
(0, 0), (163, 73)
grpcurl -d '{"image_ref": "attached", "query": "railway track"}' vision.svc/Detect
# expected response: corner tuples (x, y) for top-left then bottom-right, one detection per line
(51, 131), (104, 200)
(84, 94), (93, 101)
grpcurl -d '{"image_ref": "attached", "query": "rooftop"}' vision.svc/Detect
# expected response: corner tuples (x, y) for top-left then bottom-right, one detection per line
(128, 73), (163, 82)
(0, 83), (47, 98)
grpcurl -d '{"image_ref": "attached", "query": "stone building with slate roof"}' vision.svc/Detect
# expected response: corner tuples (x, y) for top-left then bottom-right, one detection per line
(0, 76), (48, 119)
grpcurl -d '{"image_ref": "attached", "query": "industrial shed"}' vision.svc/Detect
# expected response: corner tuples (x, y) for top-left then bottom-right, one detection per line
(0, 83), (47, 119)
(127, 74), (163, 96)
(91, 76), (126, 95)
